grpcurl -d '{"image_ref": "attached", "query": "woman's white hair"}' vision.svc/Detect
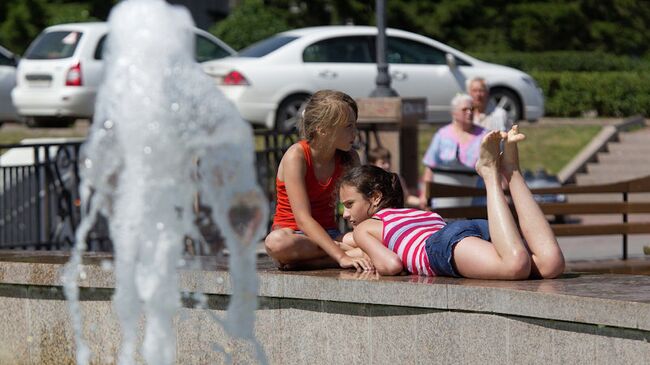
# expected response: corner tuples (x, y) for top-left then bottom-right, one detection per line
(451, 93), (473, 110)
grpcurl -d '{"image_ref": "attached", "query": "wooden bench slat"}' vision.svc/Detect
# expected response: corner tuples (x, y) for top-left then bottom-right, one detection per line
(424, 175), (650, 260)
(433, 202), (650, 217)
(539, 202), (650, 215)
(426, 175), (650, 197)
(551, 222), (650, 236)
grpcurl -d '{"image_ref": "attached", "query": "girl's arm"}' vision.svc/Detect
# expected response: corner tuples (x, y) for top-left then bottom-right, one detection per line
(283, 146), (371, 270)
(353, 219), (404, 275)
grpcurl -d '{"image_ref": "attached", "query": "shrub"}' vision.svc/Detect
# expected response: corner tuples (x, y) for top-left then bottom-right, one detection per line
(209, 0), (290, 51)
(532, 71), (650, 117)
(470, 51), (650, 72)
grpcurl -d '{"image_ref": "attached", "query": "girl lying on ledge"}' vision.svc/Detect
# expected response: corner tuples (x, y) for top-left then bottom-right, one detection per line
(339, 126), (565, 279)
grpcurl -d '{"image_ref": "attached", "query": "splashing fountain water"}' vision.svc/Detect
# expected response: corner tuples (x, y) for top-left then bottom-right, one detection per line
(61, 0), (269, 364)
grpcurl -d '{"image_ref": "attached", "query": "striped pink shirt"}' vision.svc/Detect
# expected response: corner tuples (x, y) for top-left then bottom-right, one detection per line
(373, 208), (446, 276)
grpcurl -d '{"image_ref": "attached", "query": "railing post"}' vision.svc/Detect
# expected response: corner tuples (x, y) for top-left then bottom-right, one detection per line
(42, 146), (52, 245)
(622, 191), (628, 260)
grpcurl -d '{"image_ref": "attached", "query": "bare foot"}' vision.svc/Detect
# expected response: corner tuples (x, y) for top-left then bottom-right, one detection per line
(475, 130), (503, 179)
(501, 125), (526, 181)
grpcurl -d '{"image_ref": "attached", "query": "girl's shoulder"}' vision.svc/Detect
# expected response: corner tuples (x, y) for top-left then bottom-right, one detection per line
(284, 142), (308, 158)
(355, 216), (384, 235)
(279, 142), (308, 170)
(375, 207), (438, 219)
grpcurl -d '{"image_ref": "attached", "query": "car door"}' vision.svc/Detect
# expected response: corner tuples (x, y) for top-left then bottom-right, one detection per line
(0, 50), (18, 121)
(386, 36), (466, 122)
(302, 36), (377, 99)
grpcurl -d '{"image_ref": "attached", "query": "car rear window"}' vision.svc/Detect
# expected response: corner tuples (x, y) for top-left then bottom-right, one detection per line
(238, 36), (298, 57)
(195, 34), (232, 62)
(25, 31), (82, 60)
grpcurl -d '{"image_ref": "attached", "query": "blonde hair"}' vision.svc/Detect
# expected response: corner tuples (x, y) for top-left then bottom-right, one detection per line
(466, 77), (488, 92)
(298, 90), (358, 142)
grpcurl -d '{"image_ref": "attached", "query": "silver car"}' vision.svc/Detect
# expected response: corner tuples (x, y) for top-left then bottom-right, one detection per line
(203, 26), (545, 131)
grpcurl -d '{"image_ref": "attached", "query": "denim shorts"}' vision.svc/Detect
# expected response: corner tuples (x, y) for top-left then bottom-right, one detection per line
(424, 219), (490, 277)
(295, 228), (342, 240)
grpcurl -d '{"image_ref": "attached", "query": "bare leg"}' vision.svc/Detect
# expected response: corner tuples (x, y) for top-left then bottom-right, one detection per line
(502, 126), (565, 278)
(264, 228), (337, 269)
(453, 130), (531, 279)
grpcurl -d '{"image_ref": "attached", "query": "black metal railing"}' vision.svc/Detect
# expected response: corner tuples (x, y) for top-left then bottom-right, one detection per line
(0, 130), (299, 251)
(1, 141), (85, 250)
(0, 125), (385, 251)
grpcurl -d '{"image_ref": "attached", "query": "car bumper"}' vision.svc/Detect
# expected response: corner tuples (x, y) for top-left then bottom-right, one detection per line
(523, 87), (545, 121)
(217, 85), (276, 129)
(11, 87), (96, 118)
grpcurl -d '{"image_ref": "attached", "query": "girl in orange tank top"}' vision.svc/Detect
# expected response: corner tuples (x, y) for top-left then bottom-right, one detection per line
(264, 90), (373, 272)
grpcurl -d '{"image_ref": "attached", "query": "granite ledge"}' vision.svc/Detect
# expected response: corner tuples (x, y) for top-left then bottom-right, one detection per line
(0, 251), (649, 332)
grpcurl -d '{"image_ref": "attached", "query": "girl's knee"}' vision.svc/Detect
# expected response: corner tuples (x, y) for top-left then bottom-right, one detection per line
(538, 254), (565, 279)
(504, 251), (531, 279)
(264, 230), (288, 256)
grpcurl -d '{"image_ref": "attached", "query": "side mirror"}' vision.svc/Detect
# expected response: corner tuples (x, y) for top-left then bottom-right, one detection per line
(445, 53), (456, 69)
(11, 55), (20, 67)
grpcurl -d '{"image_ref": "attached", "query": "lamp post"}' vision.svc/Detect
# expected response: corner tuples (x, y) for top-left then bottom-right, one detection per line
(370, 0), (398, 97)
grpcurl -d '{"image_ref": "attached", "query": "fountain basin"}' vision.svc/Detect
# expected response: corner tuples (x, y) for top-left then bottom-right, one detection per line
(0, 250), (648, 364)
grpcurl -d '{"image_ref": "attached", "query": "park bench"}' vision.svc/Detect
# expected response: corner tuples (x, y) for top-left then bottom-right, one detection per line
(425, 175), (650, 259)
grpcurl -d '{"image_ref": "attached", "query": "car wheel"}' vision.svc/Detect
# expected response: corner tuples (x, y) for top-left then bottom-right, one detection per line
(489, 88), (522, 122)
(275, 94), (309, 133)
(25, 117), (44, 128)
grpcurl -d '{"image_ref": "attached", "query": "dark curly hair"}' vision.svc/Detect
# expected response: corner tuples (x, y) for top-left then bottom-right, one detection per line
(339, 165), (404, 211)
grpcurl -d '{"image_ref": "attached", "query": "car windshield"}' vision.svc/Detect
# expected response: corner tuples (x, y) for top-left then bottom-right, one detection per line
(238, 36), (298, 57)
(25, 31), (82, 60)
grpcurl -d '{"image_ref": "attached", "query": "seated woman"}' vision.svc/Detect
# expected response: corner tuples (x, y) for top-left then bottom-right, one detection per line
(338, 126), (565, 279)
(419, 93), (487, 208)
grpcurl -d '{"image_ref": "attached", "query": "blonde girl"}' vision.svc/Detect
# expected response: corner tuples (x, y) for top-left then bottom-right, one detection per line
(264, 90), (373, 271)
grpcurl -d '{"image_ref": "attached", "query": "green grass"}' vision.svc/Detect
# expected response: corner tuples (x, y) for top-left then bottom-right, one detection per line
(0, 127), (86, 146)
(418, 124), (602, 176)
(2, 122), (602, 177)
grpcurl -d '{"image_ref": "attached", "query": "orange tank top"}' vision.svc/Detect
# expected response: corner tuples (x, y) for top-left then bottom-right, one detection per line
(272, 140), (343, 230)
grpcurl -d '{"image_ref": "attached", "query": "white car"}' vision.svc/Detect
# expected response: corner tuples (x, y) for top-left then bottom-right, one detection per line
(0, 45), (20, 126)
(12, 22), (235, 127)
(202, 26), (544, 131)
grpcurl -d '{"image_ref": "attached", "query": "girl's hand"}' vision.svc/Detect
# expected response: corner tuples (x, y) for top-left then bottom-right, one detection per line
(338, 255), (374, 272)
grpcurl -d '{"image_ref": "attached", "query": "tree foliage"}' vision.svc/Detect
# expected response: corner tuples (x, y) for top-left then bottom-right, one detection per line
(0, 0), (48, 55)
(0, 0), (116, 55)
(209, 0), (291, 50)
(215, 0), (650, 56)
(2, 0), (649, 57)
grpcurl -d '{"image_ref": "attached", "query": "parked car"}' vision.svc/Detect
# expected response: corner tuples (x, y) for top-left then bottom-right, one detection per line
(0, 45), (20, 126)
(202, 26), (545, 132)
(12, 22), (236, 128)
